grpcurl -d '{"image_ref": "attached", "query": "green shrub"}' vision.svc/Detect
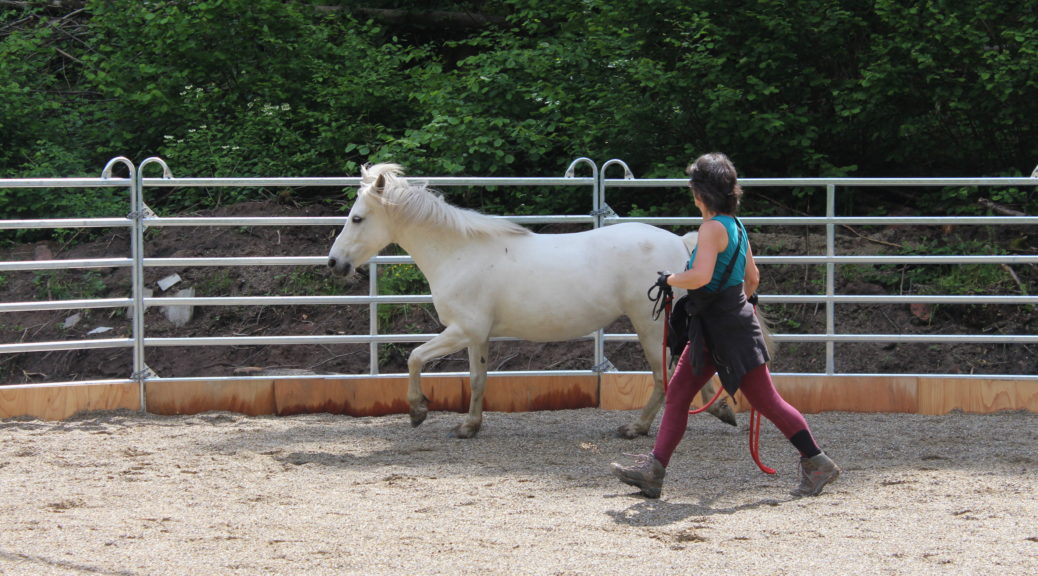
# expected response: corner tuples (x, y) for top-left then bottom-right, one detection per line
(32, 271), (107, 301)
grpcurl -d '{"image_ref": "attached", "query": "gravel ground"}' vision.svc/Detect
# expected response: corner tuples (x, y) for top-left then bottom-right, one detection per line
(1, 408), (1036, 575)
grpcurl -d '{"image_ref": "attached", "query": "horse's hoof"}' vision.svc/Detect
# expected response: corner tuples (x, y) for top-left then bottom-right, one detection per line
(409, 408), (428, 428)
(616, 424), (646, 439)
(709, 399), (738, 427)
(449, 423), (479, 439)
(409, 395), (429, 427)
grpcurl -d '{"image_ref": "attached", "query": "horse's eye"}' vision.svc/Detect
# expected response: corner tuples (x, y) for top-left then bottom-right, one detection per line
(351, 215), (364, 224)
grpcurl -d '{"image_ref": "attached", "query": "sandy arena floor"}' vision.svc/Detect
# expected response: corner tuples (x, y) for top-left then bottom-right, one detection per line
(1, 408), (1036, 575)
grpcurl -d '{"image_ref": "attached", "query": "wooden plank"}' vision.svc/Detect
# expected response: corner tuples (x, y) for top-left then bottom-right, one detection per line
(918, 377), (1038, 415)
(146, 379), (276, 416)
(770, 375), (918, 414)
(599, 373), (653, 410)
(480, 375), (598, 412)
(274, 376), (465, 417)
(5, 375), (1035, 421)
(0, 382), (139, 421)
(273, 375), (596, 416)
(601, 373), (922, 414)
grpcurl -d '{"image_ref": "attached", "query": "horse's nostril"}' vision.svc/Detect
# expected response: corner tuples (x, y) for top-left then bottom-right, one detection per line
(328, 258), (337, 269)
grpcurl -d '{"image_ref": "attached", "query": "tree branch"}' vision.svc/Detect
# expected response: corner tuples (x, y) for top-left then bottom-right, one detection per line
(0, 0), (84, 9)
(978, 197), (1026, 217)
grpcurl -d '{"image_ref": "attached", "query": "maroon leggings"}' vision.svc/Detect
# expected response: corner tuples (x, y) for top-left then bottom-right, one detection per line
(651, 344), (819, 467)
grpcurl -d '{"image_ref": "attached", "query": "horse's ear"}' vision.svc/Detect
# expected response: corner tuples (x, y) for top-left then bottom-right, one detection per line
(373, 173), (386, 195)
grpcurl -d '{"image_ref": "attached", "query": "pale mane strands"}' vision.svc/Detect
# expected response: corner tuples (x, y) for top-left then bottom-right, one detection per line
(363, 163), (530, 239)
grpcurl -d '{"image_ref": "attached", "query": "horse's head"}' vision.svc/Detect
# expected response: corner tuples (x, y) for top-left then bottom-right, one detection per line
(327, 163), (402, 276)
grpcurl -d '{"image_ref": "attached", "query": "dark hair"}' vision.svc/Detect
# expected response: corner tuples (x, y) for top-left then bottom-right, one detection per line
(686, 152), (743, 214)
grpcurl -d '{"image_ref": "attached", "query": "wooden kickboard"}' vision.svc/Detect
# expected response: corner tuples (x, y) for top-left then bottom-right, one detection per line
(601, 373), (1037, 415)
(273, 376), (465, 417)
(918, 377), (1038, 415)
(272, 374), (598, 417)
(146, 379), (276, 416)
(5, 375), (1035, 421)
(481, 375), (598, 412)
(765, 375), (919, 414)
(0, 382), (139, 421)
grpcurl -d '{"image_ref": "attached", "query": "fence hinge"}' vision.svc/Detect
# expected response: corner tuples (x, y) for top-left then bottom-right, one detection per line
(131, 365), (157, 382)
(128, 204), (157, 227)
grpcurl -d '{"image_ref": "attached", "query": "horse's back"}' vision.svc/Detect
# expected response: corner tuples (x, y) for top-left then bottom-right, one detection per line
(468, 223), (690, 341)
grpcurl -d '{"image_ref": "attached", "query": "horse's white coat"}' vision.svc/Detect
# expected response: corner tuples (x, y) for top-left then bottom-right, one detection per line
(328, 164), (732, 437)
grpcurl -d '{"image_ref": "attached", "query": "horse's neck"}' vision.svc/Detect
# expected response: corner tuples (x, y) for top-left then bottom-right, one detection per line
(394, 224), (474, 285)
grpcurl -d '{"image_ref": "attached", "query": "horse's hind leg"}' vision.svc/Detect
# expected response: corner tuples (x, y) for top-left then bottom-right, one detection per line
(450, 341), (489, 439)
(699, 379), (737, 426)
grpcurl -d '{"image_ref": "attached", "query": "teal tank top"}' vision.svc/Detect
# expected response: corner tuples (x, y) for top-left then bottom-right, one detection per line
(688, 215), (747, 292)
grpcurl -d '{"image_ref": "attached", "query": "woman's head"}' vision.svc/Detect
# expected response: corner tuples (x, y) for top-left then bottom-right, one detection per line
(686, 152), (742, 215)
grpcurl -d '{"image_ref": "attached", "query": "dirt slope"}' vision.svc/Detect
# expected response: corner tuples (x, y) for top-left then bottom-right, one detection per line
(1, 200), (1034, 384)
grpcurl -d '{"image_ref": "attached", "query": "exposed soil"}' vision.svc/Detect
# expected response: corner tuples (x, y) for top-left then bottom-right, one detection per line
(1, 199), (1035, 384)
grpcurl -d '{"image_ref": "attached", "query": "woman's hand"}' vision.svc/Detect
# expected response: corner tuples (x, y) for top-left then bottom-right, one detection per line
(743, 241), (760, 298)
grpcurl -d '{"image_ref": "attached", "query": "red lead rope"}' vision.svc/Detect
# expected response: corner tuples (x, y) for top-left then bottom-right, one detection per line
(661, 300), (776, 475)
(749, 407), (777, 474)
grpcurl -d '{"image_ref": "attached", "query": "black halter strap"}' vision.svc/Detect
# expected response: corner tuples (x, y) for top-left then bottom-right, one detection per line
(713, 217), (745, 291)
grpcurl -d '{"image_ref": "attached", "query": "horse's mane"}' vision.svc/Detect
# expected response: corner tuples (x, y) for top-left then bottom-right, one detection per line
(361, 163), (531, 239)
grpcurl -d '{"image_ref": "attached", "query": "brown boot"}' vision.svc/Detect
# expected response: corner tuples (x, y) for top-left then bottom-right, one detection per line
(611, 453), (666, 498)
(792, 452), (841, 497)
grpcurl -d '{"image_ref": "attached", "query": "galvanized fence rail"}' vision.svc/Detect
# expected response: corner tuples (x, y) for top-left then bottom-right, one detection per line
(2, 157), (1037, 409)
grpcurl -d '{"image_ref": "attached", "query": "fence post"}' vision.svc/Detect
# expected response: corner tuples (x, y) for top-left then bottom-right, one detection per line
(130, 157), (172, 409)
(825, 183), (836, 375)
(564, 158), (611, 373)
(102, 157), (145, 408)
(369, 260), (379, 375)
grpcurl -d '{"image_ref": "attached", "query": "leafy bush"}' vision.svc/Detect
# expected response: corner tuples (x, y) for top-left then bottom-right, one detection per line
(377, 263), (433, 330)
(32, 271), (107, 301)
(2, 0), (1036, 221)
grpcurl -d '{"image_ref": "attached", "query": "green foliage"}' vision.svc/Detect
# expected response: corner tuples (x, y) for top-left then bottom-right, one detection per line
(377, 264), (433, 330)
(33, 271), (107, 301)
(275, 269), (341, 296)
(2, 0), (1037, 221)
(841, 237), (1020, 297)
(901, 239), (1014, 295)
(0, 6), (124, 226)
(378, 264), (429, 296)
(194, 270), (235, 296)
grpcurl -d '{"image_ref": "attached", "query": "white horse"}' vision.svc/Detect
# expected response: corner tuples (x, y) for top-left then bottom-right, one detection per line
(327, 163), (737, 438)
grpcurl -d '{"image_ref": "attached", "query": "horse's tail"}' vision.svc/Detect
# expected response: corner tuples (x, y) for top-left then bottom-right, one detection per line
(680, 231), (697, 255)
(754, 305), (777, 357)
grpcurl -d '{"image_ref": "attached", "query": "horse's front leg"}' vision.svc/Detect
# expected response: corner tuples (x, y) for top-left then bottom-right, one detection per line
(406, 325), (470, 428)
(451, 340), (490, 439)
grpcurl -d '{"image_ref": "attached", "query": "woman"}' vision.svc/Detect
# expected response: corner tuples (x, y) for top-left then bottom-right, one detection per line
(611, 152), (840, 499)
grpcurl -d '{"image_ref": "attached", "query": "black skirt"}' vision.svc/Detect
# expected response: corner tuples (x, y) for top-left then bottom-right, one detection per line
(687, 283), (770, 396)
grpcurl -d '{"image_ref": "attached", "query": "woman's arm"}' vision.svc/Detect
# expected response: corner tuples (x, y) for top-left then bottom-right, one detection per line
(667, 219), (727, 290)
(743, 241), (760, 298)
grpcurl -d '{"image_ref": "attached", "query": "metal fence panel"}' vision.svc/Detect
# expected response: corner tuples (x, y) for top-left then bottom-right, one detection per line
(2, 156), (1036, 401)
